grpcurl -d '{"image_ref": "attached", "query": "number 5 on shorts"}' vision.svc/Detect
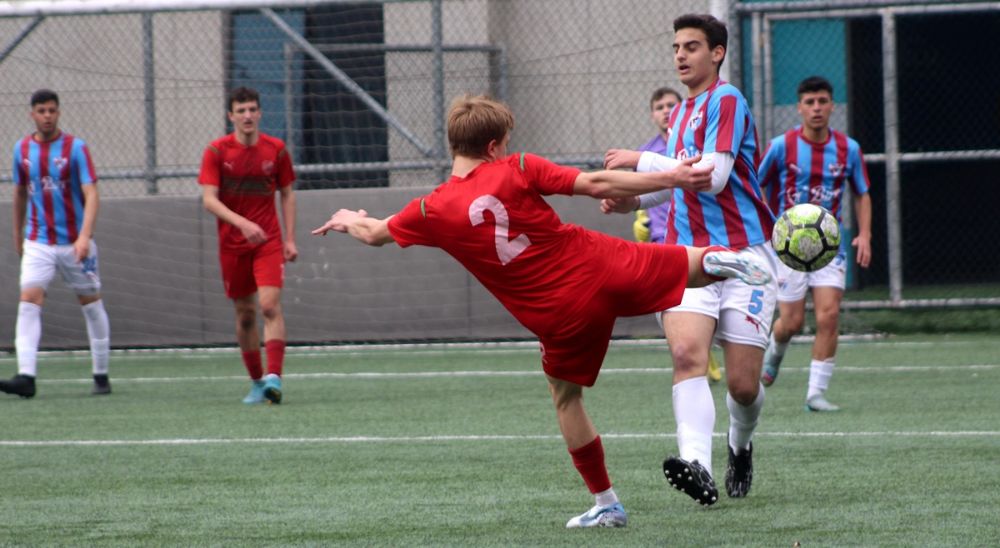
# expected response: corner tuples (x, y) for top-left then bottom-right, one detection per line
(748, 289), (764, 315)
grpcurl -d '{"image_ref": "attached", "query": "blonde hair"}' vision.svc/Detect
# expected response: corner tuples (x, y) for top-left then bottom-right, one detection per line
(447, 94), (514, 158)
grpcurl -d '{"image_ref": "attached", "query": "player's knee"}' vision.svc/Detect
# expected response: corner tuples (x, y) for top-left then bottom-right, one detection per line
(728, 381), (759, 405)
(814, 307), (840, 332)
(236, 309), (256, 331)
(259, 300), (281, 320)
(670, 342), (706, 374)
(547, 379), (582, 410)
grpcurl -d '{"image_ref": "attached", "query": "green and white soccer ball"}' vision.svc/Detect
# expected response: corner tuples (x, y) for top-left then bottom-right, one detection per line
(771, 203), (841, 272)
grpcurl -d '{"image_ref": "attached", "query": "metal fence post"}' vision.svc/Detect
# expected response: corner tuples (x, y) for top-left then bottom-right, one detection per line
(143, 12), (158, 195)
(431, 0), (447, 182)
(882, 8), (903, 304)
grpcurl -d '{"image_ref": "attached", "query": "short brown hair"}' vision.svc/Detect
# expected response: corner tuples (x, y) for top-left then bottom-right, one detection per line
(227, 86), (260, 112)
(650, 87), (681, 109)
(674, 13), (728, 71)
(447, 94), (514, 158)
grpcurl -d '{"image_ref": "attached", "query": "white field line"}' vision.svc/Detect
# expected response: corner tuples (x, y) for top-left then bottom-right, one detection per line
(28, 363), (1000, 385)
(2, 430), (998, 447)
(2, 333), (995, 361)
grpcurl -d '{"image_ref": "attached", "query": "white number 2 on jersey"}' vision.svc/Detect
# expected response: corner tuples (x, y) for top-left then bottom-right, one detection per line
(468, 195), (531, 265)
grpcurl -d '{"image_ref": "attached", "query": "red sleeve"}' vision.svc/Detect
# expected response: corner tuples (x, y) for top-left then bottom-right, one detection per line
(519, 153), (579, 196)
(276, 147), (295, 188)
(199, 144), (220, 186)
(386, 196), (435, 248)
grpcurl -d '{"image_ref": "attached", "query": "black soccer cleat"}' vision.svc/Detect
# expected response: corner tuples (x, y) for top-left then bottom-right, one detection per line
(662, 456), (718, 506)
(0, 374), (37, 399)
(725, 439), (754, 498)
(92, 374), (112, 396)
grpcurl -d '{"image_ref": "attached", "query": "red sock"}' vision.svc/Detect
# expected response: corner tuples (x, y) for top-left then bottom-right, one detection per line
(701, 245), (731, 282)
(241, 350), (263, 380)
(569, 436), (612, 494)
(265, 339), (286, 377)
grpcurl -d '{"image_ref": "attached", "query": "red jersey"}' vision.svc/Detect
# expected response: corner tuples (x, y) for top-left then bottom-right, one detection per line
(198, 133), (295, 253)
(388, 153), (680, 337)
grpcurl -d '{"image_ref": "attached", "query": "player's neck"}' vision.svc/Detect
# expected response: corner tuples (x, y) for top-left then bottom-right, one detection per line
(234, 130), (259, 147)
(33, 129), (61, 143)
(801, 126), (830, 144)
(451, 155), (485, 178)
(686, 74), (719, 99)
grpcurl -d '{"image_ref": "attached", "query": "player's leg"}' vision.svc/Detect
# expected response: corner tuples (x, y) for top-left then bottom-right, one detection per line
(257, 286), (285, 404)
(720, 337), (766, 498)
(1, 241), (55, 398)
(661, 307), (720, 506)
(805, 286), (844, 412)
(254, 243), (287, 404)
(221, 250), (265, 403)
(548, 376), (627, 528)
(715, 251), (776, 498)
(761, 261), (807, 386)
(61, 241), (111, 395)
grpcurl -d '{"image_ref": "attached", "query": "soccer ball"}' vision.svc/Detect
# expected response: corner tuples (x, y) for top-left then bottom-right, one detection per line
(771, 203), (841, 272)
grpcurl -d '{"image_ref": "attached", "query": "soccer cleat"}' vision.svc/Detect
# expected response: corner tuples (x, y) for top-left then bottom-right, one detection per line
(0, 374), (36, 399)
(662, 456), (718, 506)
(707, 351), (723, 383)
(725, 438), (753, 498)
(92, 374), (112, 395)
(760, 342), (783, 387)
(703, 250), (772, 286)
(262, 373), (282, 404)
(243, 379), (266, 404)
(565, 502), (628, 529)
(805, 394), (840, 412)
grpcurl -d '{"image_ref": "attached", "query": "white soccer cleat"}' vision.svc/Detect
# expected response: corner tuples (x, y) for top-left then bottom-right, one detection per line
(702, 250), (772, 286)
(805, 394), (841, 412)
(565, 502), (628, 528)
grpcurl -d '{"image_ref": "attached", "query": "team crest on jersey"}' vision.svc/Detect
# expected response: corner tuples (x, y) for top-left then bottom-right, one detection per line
(828, 163), (846, 177)
(54, 156), (68, 171)
(688, 110), (703, 130)
(262, 161), (274, 175)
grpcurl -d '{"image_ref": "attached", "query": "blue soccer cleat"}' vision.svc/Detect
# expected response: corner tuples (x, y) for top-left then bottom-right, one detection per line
(565, 502), (628, 529)
(243, 379), (266, 404)
(262, 373), (282, 404)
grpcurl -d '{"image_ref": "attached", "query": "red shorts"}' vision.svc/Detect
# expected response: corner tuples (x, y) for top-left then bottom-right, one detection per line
(538, 240), (688, 387)
(219, 240), (285, 299)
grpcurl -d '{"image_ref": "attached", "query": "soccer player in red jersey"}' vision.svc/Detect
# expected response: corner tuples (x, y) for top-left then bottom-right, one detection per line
(312, 95), (772, 528)
(199, 87), (297, 405)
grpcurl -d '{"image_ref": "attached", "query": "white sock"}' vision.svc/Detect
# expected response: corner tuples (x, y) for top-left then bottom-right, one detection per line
(807, 358), (835, 399)
(15, 302), (42, 377)
(594, 487), (618, 508)
(770, 332), (789, 358)
(82, 300), (110, 375)
(727, 385), (765, 452)
(673, 376), (715, 477)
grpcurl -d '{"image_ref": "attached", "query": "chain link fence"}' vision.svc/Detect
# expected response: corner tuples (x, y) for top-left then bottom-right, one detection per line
(1, 0), (998, 348)
(0, 0), (708, 198)
(737, 0), (1000, 309)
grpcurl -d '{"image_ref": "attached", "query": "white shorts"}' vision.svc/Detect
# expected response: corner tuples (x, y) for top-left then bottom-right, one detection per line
(20, 239), (102, 295)
(658, 243), (778, 349)
(775, 251), (847, 302)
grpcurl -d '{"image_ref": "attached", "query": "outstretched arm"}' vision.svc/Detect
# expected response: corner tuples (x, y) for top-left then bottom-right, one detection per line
(574, 155), (712, 199)
(312, 209), (395, 247)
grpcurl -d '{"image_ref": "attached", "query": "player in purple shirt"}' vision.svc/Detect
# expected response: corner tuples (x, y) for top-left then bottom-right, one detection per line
(2, 89), (111, 399)
(757, 76), (873, 411)
(634, 87), (681, 244)
(602, 14), (778, 506)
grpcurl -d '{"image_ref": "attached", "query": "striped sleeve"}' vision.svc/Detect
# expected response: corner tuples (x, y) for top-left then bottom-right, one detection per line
(848, 140), (871, 195)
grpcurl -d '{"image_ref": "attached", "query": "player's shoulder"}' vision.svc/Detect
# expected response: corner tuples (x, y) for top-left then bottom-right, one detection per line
(832, 129), (863, 152)
(12, 134), (32, 153)
(257, 132), (288, 150)
(206, 133), (233, 152)
(713, 81), (749, 104)
(639, 134), (664, 152)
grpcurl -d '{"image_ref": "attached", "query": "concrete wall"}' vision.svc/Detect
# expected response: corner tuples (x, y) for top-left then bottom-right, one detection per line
(0, 187), (662, 350)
